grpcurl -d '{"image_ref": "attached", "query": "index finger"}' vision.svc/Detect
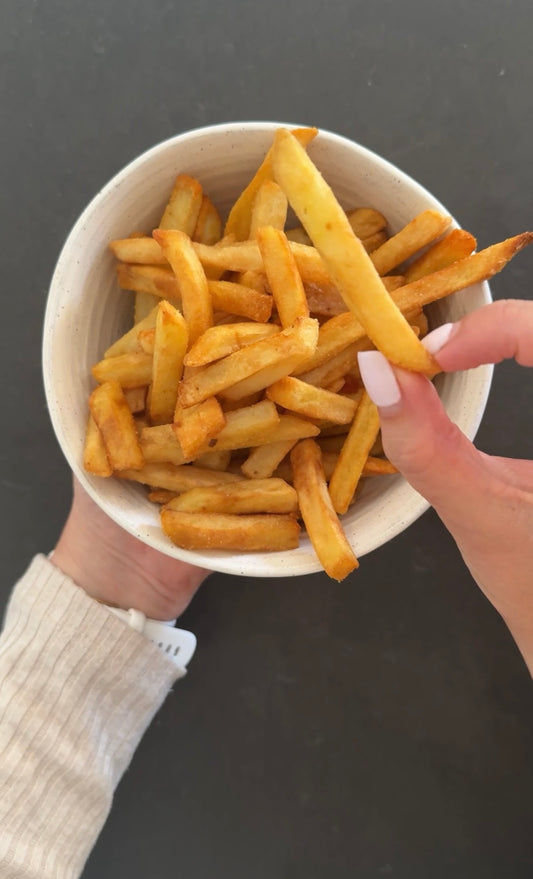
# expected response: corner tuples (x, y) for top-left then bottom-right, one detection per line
(426, 300), (533, 370)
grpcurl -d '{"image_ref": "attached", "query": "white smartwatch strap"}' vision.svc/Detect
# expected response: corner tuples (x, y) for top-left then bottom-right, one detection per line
(105, 607), (196, 670)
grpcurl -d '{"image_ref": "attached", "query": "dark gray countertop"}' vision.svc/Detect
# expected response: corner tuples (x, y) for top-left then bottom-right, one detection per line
(1, 1), (532, 876)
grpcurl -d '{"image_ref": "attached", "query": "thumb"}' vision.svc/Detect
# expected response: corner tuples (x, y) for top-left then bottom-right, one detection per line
(357, 350), (497, 528)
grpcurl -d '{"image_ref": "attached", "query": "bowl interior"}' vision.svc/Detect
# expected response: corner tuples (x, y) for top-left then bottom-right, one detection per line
(43, 123), (493, 577)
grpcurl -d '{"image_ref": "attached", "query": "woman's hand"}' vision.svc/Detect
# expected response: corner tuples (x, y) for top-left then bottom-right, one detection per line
(51, 478), (210, 620)
(358, 299), (533, 673)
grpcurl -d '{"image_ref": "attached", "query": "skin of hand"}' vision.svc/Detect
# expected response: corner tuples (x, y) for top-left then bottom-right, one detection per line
(358, 299), (533, 674)
(51, 478), (210, 620)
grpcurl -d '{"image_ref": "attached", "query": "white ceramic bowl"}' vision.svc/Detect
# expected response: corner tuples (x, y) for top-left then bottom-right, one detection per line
(43, 122), (493, 577)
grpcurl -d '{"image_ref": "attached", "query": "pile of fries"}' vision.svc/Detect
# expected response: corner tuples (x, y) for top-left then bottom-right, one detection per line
(84, 127), (532, 580)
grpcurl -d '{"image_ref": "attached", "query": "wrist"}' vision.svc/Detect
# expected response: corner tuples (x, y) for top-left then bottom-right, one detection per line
(51, 479), (208, 620)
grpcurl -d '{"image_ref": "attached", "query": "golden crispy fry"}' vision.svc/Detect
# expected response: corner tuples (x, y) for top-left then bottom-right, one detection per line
(290, 439), (358, 580)
(161, 509), (301, 552)
(152, 229), (213, 344)
(149, 300), (189, 425)
(328, 391), (381, 514)
(109, 236), (167, 265)
(304, 275), (405, 318)
(271, 129), (437, 374)
(266, 376), (359, 424)
(208, 280), (273, 322)
(137, 328), (155, 354)
(172, 397), (226, 461)
(119, 461), (243, 492)
(362, 230), (388, 253)
(91, 352), (153, 388)
(403, 228), (476, 283)
(83, 414), (112, 477)
(141, 399), (281, 462)
(140, 424), (185, 465)
(124, 386), (147, 414)
(224, 127), (318, 240)
(249, 180), (288, 237)
(104, 306), (158, 358)
(241, 439), (298, 479)
(347, 207), (388, 239)
(163, 477), (298, 515)
(148, 488), (178, 505)
(159, 174), (203, 234)
(393, 233), (533, 313)
(298, 338), (373, 389)
(192, 195), (222, 245)
(256, 226), (309, 327)
(89, 380), (145, 471)
(117, 263), (181, 301)
(178, 316), (318, 407)
(195, 449), (232, 471)
(184, 322), (280, 367)
(370, 210), (451, 275)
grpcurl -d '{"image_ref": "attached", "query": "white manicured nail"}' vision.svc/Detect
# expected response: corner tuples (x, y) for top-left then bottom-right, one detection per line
(358, 350), (401, 409)
(421, 322), (455, 355)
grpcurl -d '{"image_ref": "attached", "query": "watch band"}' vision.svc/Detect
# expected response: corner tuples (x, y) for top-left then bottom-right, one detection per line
(106, 606), (196, 670)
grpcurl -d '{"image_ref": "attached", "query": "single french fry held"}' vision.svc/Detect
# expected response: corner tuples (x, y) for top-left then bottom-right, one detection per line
(271, 129), (438, 374)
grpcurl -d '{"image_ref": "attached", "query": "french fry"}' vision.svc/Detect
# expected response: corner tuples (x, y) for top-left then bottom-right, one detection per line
(184, 322), (280, 367)
(83, 414), (112, 477)
(104, 306), (159, 358)
(241, 438), (298, 479)
(224, 126), (318, 240)
(393, 233), (533, 314)
(119, 461), (243, 492)
(195, 449), (232, 471)
(89, 380), (145, 471)
(370, 210), (451, 276)
(362, 230), (388, 253)
(208, 280), (273, 322)
(110, 236), (167, 265)
(403, 228), (476, 283)
(178, 316), (318, 407)
(298, 339), (373, 389)
(117, 263), (181, 301)
(256, 226), (309, 327)
(137, 328), (155, 355)
(148, 489), (178, 505)
(149, 300), (189, 425)
(163, 477), (298, 515)
(91, 352), (153, 389)
(161, 509), (301, 552)
(266, 376), (359, 424)
(290, 439), (358, 580)
(347, 207), (387, 239)
(192, 195), (222, 245)
(159, 174), (203, 234)
(249, 180), (288, 237)
(172, 397), (226, 461)
(328, 391), (381, 514)
(124, 386), (147, 414)
(152, 229), (213, 344)
(271, 129), (438, 374)
(304, 275), (405, 318)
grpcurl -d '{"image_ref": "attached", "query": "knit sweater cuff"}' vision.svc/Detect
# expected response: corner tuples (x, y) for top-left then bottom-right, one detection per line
(0, 554), (184, 878)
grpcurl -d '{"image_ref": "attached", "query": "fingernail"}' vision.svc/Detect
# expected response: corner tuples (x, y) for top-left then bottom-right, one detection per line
(358, 350), (401, 410)
(421, 322), (456, 355)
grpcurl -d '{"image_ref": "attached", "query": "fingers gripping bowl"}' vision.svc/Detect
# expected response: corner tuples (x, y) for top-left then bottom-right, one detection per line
(43, 122), (493, 578)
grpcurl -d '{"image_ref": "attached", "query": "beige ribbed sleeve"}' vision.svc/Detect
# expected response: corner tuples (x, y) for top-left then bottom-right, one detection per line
(0, 554), (184, 879)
